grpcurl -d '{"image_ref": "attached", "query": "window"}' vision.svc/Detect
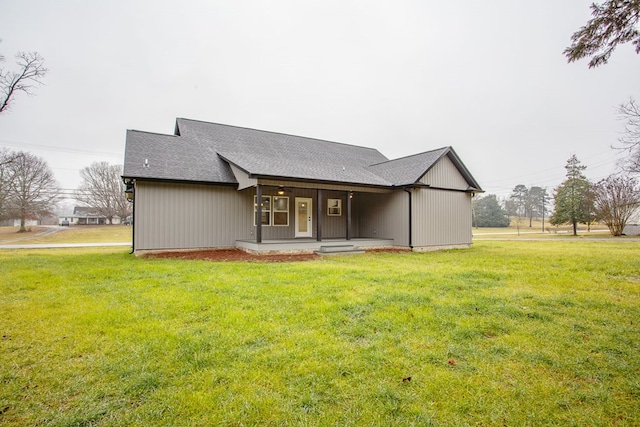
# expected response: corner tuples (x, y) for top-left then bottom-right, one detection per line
(273, 196), (289, 226)
(254, 196), (271, 226)
(327, 198), (342, 216)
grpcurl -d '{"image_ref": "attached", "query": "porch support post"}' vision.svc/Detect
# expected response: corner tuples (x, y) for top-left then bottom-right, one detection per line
(346, 191), (352, 240)
(316, 189), (323, 241)
(256, 184), (262, 244)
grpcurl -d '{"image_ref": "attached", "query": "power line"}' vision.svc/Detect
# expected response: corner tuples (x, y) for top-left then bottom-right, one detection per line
(0, 138), (122, 158)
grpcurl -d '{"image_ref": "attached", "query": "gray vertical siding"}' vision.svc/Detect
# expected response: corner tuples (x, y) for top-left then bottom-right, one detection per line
(250, 188), (353, 240)
(412, 188), (472, 247)
(134, 155), (473, 251)
(420, 154), (469, 190)
(355, 191), (409, 246)
(135, 181), (252, 250)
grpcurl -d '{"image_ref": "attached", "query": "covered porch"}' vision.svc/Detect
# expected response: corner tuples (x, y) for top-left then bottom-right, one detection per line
(245, 180), (408, 252)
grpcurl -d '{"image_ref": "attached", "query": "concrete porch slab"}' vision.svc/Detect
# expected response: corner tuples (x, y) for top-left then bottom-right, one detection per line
(235, 238), (394, 254)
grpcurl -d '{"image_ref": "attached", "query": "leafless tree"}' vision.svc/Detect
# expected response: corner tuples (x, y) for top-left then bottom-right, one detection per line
(76, 162), (131, 224)
(616, 98), (640, 174)
(592, 175), (640, 236)
(7, 151), (60, 231)
(0, 39), (49, 114)
(0, 148), (21, 220)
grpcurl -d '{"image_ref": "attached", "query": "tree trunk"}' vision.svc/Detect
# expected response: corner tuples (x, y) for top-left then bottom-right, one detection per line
(572, 221), (578, 236)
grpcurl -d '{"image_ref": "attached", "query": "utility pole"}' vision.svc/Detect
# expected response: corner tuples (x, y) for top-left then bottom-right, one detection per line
(541, 190), (545, 233)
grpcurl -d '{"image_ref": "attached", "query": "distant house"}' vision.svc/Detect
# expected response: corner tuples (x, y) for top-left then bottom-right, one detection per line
(623, 208), (640, 236)
(59, 206), (122, 226)
(122, 119), (482, 253)
(0, 219), (40, 227)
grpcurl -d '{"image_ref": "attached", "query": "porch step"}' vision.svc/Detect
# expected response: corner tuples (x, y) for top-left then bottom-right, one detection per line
(315, 245), (365, 256)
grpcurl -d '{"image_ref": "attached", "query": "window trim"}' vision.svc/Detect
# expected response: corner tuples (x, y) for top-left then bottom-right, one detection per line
(254, 195), (271, 226)
(327, 198), (342, 216)
(272, 196), (289, 226)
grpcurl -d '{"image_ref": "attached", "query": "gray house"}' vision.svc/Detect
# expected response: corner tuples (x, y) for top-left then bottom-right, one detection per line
(122, 118), (482, 254)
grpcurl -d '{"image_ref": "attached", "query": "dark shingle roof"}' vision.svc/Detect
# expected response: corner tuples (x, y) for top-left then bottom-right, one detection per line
(367, 148), (449, 186)
(123, 118), (482, 190)
(367, 146), (481, 190)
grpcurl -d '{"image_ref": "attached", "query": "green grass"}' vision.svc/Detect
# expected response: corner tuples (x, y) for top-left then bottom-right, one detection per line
(1, 241), (639, 426)
(0, 225), (131, 244)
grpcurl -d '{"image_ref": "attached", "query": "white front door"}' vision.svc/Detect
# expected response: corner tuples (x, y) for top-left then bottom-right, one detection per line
(295, 198), (313, 238)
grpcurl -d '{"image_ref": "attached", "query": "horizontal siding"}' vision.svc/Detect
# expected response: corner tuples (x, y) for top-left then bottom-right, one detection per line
(412, 188), (472, 247)
(134, 181), (252, 250)
(420, 155), (469, 190)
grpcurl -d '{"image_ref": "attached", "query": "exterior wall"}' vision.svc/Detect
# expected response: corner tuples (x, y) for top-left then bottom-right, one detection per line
(411, 188), (472, 248)
(252, 187), (316, 240)
(250, 188), (357, 240)
(420, 154), (469, 190)
(134, 181), (252, 250)
(355, 191), (409, 246)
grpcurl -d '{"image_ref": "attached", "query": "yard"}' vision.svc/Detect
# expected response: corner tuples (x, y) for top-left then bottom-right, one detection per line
(1, 240), (638, 426)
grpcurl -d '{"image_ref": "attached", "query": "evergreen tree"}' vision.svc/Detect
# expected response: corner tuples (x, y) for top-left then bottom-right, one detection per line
(550, 155), (594, 235)
(564, 0), (640, 68)
(509, 184), (529, 217)
(472, 194), (510, 227)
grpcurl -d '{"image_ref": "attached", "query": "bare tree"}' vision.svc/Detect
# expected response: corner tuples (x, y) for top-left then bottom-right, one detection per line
(564, 0), (640, 68)
(0, 39), (49, 114)
(592, 175), (640, 236)
(0, 148), (21, 220)
(8, 151), (60, 231)
(616, 98), (640, 173)
(76, 162), (131, 224)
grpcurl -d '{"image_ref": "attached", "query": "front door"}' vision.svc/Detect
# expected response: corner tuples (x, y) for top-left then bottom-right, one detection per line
(295, 198), (313, 238)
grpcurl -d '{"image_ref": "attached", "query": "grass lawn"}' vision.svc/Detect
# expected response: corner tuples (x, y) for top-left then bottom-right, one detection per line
(1, 241), (639, 426)
(473, 218), (612, 238)
(0, 225), (132, 245)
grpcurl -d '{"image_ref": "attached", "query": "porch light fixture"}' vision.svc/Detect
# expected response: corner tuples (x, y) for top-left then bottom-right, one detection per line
(277, 186), (285, 195)
(349, 191), (353, 199)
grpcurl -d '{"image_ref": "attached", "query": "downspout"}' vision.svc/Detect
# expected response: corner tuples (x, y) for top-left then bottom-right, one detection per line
(124, 179), (135, 254)
(403, 188), (413, 249)
(129, 191), (135, 254)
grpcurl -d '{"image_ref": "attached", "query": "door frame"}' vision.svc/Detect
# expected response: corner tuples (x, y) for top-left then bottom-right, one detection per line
(295, 197), (313, 238)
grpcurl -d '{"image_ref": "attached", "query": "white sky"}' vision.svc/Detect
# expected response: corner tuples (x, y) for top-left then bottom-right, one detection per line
(0, 0), (638, 202)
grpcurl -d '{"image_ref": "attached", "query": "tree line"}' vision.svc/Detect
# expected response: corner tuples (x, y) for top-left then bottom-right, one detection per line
(0, 148), (131, 231)
(473, 153), (640, 236)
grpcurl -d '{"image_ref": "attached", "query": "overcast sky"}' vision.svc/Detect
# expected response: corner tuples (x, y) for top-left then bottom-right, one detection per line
(1, 0), (638, 203)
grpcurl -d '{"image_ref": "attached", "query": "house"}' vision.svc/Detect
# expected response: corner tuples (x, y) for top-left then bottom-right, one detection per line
(59, 206), (123, 226)
(623, 208), (640, 235)
(122, 118), (482, 254)
(0, 219), (40, 227)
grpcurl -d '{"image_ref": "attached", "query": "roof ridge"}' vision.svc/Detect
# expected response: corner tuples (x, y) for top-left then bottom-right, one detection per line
(368, 146), (450, 167)
(127, 129), (177, 138)
(176, 118), (388, 156)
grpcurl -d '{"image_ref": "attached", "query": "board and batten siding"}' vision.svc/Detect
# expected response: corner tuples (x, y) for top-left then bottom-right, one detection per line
(355, 191), (409, 246)
(420, 154), (469, 190)
(134, 181), (252, 250)
(411, 188), (472, 248)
